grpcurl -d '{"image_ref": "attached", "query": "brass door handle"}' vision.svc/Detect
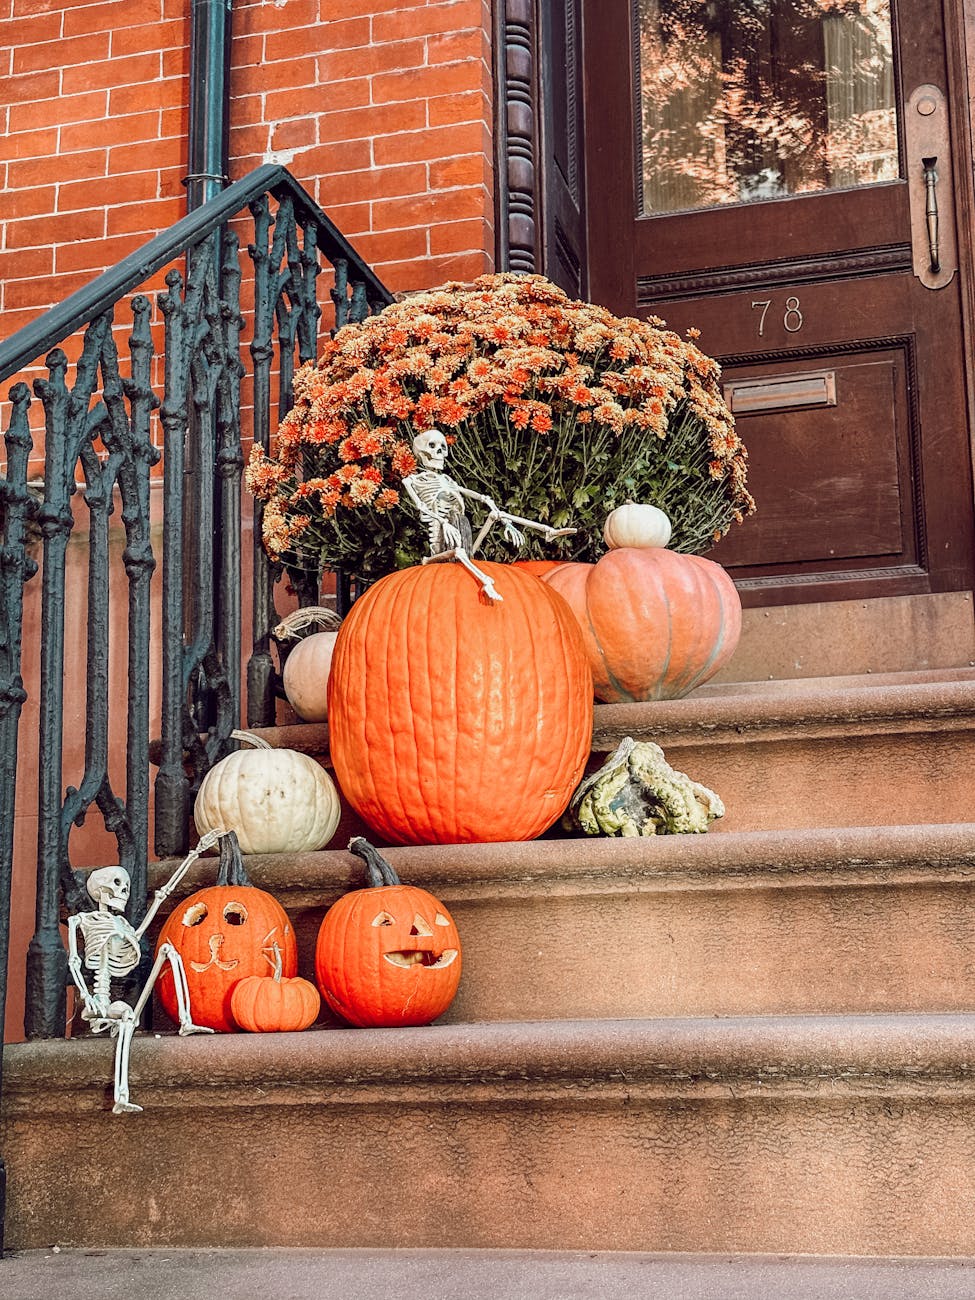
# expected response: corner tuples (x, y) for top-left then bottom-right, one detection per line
(922, 156), (941, 274)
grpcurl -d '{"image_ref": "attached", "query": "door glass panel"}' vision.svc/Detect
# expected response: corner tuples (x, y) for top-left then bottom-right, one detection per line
(638, 0), (899, 214)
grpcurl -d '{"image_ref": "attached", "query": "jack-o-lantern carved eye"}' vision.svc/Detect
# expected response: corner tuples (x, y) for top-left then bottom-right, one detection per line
(222, 901), (248, 926)
(410, 914), (434, 937)
(182, 902), (209, 927)
(434, 913), (451, 927)
(372, 911), (396, 927)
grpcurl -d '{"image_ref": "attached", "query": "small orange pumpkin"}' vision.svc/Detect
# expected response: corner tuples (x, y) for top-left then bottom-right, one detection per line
(315, 838), (462, 1028)
(543, 547), (741, 702)
(230, 942), (320, 1033)
(156, 832), (298, 1033)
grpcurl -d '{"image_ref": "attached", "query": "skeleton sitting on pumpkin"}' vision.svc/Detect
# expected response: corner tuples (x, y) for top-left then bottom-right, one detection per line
(402, 428), (575, 601)
(67, 829), (227, 1114)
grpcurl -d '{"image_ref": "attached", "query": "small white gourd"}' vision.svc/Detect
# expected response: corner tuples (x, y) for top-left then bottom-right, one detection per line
(603, 502), (672, 550)
(194, 730), (341, 854)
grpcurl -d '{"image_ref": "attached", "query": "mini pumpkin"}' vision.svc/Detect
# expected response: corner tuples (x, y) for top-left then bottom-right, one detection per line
(156, 831), (298, 1033)
(603, 502), (672, 551)
(194, 729), (341, 854)
(276, 606), (343, 723)
(315, 838), (462, 1028)
(230, 942), (320, 1033)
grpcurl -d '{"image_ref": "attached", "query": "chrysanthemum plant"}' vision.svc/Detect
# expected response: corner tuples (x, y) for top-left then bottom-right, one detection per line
(246, 273), (754, 588)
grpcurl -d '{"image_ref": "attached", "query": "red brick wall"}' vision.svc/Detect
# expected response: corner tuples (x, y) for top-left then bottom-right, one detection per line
(1, 0), (495, 352)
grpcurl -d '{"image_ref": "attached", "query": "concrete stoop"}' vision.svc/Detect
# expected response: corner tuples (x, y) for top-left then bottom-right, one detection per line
(4, 673), (975, 1260)
(5, 1014), (975, 1255)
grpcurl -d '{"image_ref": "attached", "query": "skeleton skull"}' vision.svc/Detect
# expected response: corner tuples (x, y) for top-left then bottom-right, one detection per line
(413, 429), (448, 472)
(86, 866), (131, 912)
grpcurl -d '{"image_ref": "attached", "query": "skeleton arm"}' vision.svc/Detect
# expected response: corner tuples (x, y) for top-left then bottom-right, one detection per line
(134, 828), (227, 939)
(67, 914), (102, 1020)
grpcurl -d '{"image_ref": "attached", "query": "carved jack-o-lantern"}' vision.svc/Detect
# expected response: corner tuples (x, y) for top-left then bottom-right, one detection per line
(314, 838), (462, 1028)
(156, 832), (297, 1033)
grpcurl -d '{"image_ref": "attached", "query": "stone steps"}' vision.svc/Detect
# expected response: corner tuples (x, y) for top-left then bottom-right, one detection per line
(5, 1012), (975, 1255)
(254, 668), (975, 835)
(149, 822), (975, 1022)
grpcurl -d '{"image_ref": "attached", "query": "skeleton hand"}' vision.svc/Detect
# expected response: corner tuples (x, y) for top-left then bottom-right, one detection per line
(502, 520), (525, 547)
(82, 993), (112, 1022)
(440, 521), (464, 550)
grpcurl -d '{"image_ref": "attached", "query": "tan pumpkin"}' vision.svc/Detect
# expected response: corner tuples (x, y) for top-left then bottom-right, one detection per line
(543, 547), (741, 702)
(194, 730), (341, 854)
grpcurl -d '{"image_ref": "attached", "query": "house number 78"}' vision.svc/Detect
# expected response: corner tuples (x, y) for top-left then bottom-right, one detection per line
(752, 297), (804, 336)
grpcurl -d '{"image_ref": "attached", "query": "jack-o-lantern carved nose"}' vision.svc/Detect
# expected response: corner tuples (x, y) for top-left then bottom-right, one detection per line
(410, 914), (434, 937)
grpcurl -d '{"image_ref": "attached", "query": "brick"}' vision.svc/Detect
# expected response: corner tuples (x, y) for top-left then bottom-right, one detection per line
(429, 216), (493, 256)
(373, 190), (481, 231)
(377, 249), (493, 293)
(314, 75), (370, 112)
(266, 82), (328, 123)
(110, 19), (186, 57)
(6, 208), (107, 250)
(373, 2), (480, 44)
(60, 111), (160, 154)
(321, 161), (427, 205)
(0, 245), (53, 281)
(428, 88), (490, 128)
(6, 11), (62, 44)
(255, 54), (319, 92)
(7, 128), (59, 162)
(270, 117), (318, 152)
(159, 105), (189, 140)
(6, 68), (60, 107)
(105, 196), (182, 237)
(9, 90), (107, 135)
(230, 33), (265, 70)
(263, 22), (354, 62)
(349, 226), (428, 264)
(236, 0), (320, 34)
(4, 270), (100, 310)
(2, 185), (56, 219)
(109, 139), (182, 176)
(319, 100), (426, 145)
(229, 123), (271, 159)
(162, 45), (189, 80)
(427, 30), (485, 64)
(62, 52), (161, 95)
(58, 171), (161, 212)
(63, 0), (152, 38)
(318, 199), (371, 233)
(110, 78), (183, 118)
(318, 40), (423, 83)
(373, 120), (489, 166)
(13, 33), (110, 74)
(289, 138), (373, 177)
(430, 153), (490, 189)
(373, 60), (478, 106)
(8, 148), (107, 188)
(54, 231), (149, 274)
(308, 0), (378, 17)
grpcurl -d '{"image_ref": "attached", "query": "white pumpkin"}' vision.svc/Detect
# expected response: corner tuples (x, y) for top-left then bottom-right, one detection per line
(603, 502), (672, 551)
(282, 629), (338, 722)
(194, 730), (341, 854)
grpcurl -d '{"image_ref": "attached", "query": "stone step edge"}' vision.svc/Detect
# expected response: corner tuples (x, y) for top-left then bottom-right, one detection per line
(246, 675), (975, 760)
(6, 1013), (975, 1118)
(142, 823), (975, 907)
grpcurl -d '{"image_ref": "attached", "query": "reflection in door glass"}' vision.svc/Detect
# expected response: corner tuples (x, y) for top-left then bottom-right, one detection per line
(638, 0), (899, 214)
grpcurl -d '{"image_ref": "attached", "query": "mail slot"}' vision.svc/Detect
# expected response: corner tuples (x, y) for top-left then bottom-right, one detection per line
(723, 370), (837, 415)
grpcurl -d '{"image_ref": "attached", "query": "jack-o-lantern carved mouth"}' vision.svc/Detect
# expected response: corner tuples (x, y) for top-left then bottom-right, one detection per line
(383, 948), (458, 969)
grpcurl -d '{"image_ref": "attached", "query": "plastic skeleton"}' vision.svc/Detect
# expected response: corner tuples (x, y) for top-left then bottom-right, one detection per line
(67, 829), (226, 1114)
(403, 429), (575, 602)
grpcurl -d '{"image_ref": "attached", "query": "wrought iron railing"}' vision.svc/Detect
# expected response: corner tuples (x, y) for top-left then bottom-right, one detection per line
(0, 165), (393, 1067)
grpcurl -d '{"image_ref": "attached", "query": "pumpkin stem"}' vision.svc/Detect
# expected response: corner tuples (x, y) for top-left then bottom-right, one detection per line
(230, 728), (273, 751)
(348, 837), (401, 888)
(272, 606), (342, 641)
(265, 941), (283, 982)
(216, 830), (253, 888)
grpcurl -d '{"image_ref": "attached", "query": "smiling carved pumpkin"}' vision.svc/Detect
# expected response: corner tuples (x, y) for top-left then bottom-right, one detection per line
(314, 838), (461, 1028)
(156, 831), (297, 1033)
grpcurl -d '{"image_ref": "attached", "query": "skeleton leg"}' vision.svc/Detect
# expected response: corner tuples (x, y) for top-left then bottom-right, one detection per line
(422, 547), (502, 601)
(112, 1009), (142, 1113)
(130, 943), (214, 1036)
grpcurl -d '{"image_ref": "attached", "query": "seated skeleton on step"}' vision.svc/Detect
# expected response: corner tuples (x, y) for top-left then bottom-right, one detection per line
(402, 428), (575, 602)
(67, 830), (227, 1114)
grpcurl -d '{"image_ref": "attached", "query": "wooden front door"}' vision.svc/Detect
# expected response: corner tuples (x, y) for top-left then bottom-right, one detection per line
(582, 0), (975, 607)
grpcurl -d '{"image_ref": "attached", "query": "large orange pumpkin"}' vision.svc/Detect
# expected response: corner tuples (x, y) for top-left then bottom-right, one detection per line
(543, 548), (741, 702)
(156, 832), (298, 1032)
(327, 561), (593, 845)
(315, 838), (461, 1027)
